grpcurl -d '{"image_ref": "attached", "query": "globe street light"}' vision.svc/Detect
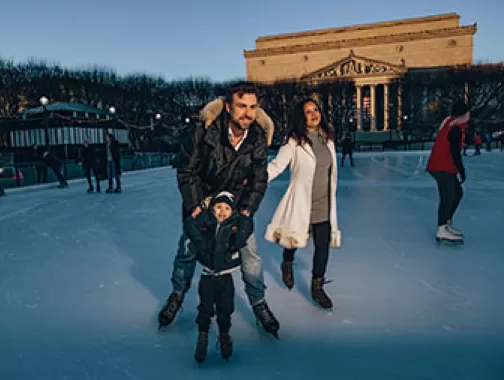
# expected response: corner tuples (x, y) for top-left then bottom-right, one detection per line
(106, 106), (117, 138)
(155, 113), (161, 120)
(39, 96), (50, 146)
(39, 96), (49, 106)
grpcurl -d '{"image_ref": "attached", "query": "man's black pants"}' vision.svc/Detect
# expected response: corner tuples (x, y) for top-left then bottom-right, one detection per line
(341, 152), (354, 167)
(84, 167), (100, 190)
(196, 274), (234, 334)
(430, 171), (463, 226)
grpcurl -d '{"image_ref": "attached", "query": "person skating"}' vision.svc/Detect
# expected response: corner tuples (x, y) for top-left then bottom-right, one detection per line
(341, 132), (354, 167)
(184, 191), (253, 363)
(80, 139), (101, 193)
(157, 82), (280, 338)
(426, 100), (470, 243)
(266, 97), (342, 309)
(105, 134), (121, 193)
(42, 150), (68, 188)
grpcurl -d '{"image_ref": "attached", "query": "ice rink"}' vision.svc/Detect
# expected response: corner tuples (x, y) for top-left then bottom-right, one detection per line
(1, 150), (503, 379)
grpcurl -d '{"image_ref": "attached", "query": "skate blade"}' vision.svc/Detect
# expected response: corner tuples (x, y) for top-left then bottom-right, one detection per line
(255, 319), (280, 339)
(436, 237), (464, 245)
(312, 297), (334, 312)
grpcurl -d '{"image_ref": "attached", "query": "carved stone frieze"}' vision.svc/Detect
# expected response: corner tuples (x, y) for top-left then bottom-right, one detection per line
(302, 51), (407, 81)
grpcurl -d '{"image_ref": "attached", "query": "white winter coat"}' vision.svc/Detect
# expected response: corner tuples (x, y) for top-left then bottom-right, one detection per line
(265, 137), (341, 249)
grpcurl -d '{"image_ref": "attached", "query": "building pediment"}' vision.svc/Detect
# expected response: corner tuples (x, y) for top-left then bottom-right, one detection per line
(302, 50), (407, 81)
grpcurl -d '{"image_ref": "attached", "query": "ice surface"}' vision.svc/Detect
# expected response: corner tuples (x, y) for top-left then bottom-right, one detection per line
(1, 151), (503, 379)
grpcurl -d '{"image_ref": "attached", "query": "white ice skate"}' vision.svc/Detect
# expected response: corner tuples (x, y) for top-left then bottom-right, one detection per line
(447, 220), (464, 237)
(436, 224), (464, 244)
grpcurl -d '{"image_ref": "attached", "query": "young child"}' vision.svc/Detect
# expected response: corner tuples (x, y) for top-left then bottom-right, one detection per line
(183, 191), (253, 364)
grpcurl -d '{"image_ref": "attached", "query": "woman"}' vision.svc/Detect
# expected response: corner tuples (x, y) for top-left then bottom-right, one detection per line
(265, 97), (341, 309)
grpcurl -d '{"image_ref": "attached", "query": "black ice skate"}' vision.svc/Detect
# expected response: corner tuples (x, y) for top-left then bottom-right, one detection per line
(157, 292), (183, 329)
(217, 333), (233, 361)
(194, 332), (208, 364)
(252, 301), (279, 339)
(311, 277), (333, 310)
(281, 261), (294, 290)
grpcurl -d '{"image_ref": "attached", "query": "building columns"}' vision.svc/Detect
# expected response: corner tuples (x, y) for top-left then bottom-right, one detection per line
(356, 85), (362, 131)
(327, 91), (333, 129)
(370, 84), (376, 131)
(397, 83), (403, 130)
(384, 83), (389, 131)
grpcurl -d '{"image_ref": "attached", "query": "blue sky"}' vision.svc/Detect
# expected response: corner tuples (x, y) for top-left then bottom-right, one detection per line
(0, 0), (502, 81)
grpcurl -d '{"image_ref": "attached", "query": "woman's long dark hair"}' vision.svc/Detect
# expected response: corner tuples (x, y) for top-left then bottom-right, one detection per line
(285, 97), (335, 146)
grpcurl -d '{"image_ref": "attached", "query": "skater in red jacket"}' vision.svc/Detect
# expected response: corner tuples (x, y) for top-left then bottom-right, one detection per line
(426, 101), (470, 243)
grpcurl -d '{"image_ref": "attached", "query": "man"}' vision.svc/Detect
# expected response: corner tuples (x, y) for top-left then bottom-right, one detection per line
(426, 100), (470, 243)
(341, 132), (354, 167)
(32, 145), (47, 184)
(42, 149), (68, 188)
(105, 134), (121, 193)
(158, 82), (280, 338)
(80, 139), (100, 193)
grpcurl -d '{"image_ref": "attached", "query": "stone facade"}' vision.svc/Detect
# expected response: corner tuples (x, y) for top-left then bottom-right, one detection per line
(243, 13), (476, 131)
(244, 13), (475, 83)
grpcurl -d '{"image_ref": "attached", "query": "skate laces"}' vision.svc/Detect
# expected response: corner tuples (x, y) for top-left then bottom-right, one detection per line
(254, 302), (275, 325)
(164, 293), (182, 317)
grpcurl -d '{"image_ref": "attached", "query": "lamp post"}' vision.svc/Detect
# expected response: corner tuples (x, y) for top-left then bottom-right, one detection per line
(402, 114), (409, 150)
(108, 106), (116, 136)
(39, 96), (49, 146)
(152, 112), (161, 131)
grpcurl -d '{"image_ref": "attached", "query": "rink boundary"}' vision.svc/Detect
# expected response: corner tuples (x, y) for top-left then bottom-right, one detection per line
(5, 166), (171, 194)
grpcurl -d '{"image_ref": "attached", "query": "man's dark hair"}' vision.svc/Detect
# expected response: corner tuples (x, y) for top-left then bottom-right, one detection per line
(224, 81), (259, 104)
(451, 100), (470, 117)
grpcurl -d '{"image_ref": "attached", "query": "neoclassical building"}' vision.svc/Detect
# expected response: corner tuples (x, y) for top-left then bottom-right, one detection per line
(244, 13), (476, 132)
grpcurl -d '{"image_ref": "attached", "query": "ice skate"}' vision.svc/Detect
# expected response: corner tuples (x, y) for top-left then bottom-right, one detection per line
(436, 225), (464, 244)
(217, 333), (233, 361)
(253, 301), (279, 339)
(157, 292), (183, 329)
(281, 261), (294, 290)
(194, 332), (208, 364)
(311, 277), (333, 310)
(447, 220), (464, 237)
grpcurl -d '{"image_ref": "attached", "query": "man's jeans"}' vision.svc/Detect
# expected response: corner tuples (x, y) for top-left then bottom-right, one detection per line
(107, 161), (121, 188)
(171, 232), (266, 306)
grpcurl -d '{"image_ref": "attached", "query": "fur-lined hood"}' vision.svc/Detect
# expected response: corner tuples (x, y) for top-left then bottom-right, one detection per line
(199, 97), (274, 146)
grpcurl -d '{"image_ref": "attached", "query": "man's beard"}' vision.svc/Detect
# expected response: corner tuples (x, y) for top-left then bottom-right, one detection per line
(231, 117), (252, 131)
